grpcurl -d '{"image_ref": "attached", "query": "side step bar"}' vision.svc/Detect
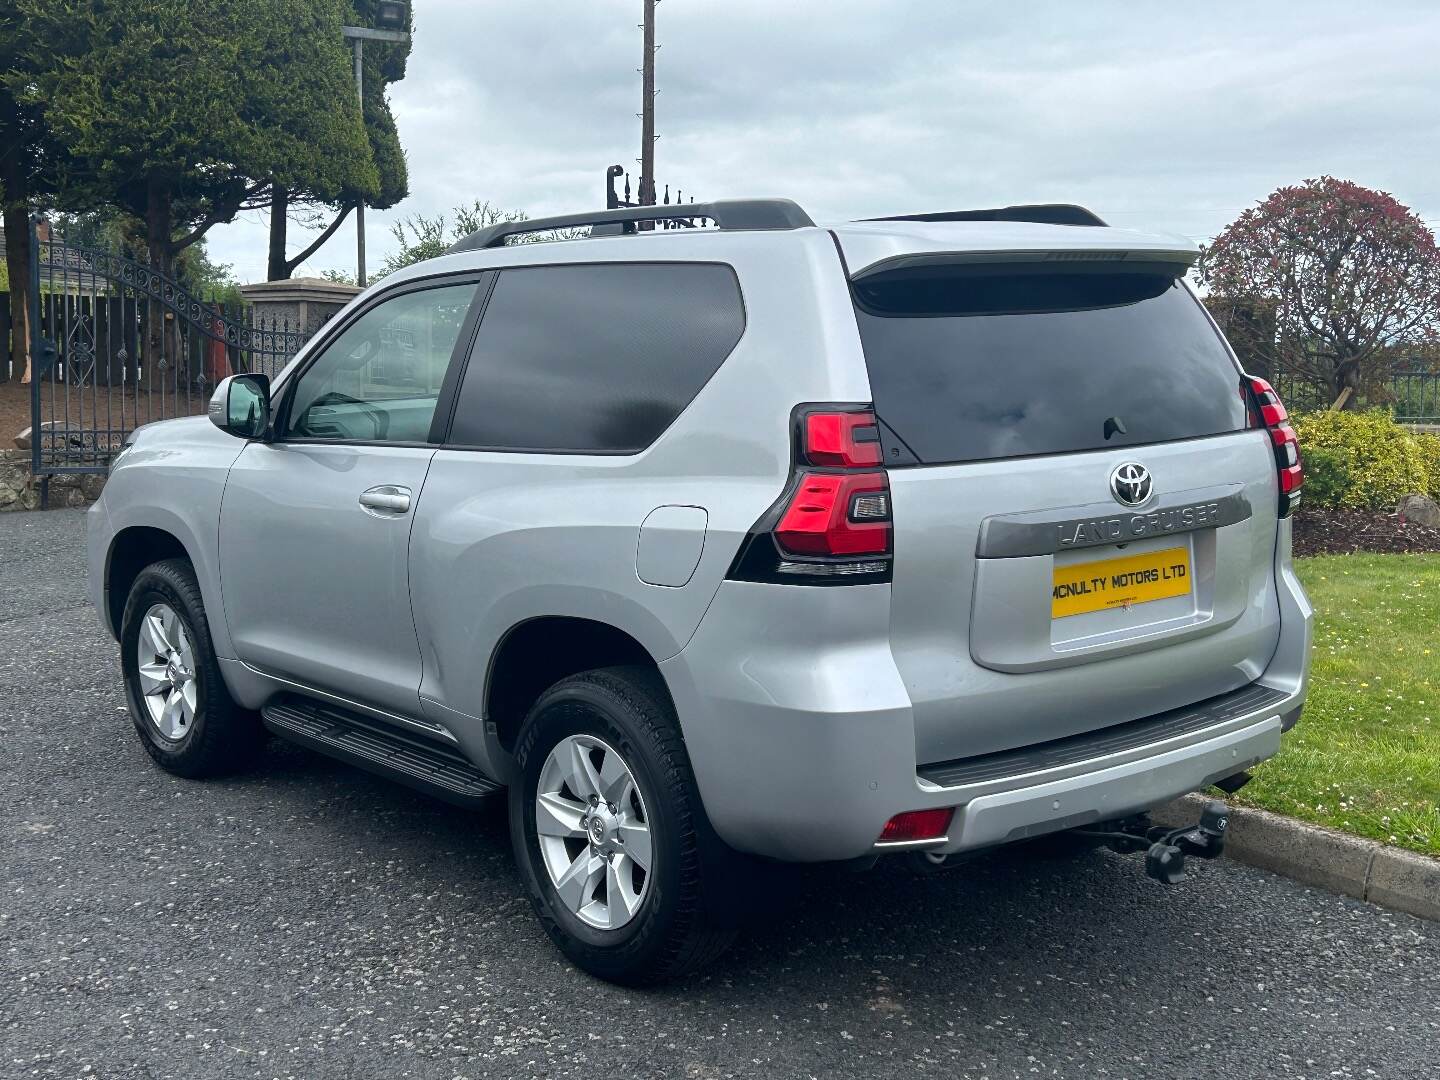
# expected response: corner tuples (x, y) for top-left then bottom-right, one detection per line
(261, 695), (502, 807)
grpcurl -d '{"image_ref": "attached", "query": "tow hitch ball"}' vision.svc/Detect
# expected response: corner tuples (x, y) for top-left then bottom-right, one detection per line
(1075, 801), (1229, 885)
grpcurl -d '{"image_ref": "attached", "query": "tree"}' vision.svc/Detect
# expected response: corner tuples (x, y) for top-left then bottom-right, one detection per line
(16, 0), (378, 379)
(371, 201), (590, 280)
(376, 201), (528, 278)
(0, 53), (39, 383)
(0, 2), (73, 384)
(267, 0), (411, 280)
(47, 207), (236, 304)
(1198, 177), (1440, 407)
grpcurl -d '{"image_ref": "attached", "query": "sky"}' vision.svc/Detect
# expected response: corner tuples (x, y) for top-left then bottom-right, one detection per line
(206, 0), (1440, 284)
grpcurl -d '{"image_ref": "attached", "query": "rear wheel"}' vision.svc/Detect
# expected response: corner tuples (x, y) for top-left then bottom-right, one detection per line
(509, 667), (735, 984)
(119, 559), (264, 777)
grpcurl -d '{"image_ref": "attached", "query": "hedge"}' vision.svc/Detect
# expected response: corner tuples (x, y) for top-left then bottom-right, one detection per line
(1290, 410), (1437, 510)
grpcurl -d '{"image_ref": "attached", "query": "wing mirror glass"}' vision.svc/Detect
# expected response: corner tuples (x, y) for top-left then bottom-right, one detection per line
(208, 373), (271, 439)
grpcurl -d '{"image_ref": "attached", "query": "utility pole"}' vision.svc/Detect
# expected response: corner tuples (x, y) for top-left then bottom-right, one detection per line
(341, 8), (410, 287)
(351, 38), (366, 285)
(639, 0), (657, 209)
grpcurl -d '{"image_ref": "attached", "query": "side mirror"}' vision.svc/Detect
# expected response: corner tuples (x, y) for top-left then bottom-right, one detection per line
(208, 373), (271, 439)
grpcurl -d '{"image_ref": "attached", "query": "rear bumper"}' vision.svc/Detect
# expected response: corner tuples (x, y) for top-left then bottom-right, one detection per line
(661, 529), (1311, 863)
(919, 712), (1281, 855)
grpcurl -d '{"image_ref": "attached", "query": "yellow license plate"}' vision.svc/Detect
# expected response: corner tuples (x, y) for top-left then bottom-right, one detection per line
(1051, 546), (1192, 619)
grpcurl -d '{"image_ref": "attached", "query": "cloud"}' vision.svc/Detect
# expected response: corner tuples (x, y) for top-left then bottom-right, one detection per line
(206, 0), (1440, 283)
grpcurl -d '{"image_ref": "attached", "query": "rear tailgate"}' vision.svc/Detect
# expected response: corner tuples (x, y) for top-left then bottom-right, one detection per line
(837, 230), (1282, 764)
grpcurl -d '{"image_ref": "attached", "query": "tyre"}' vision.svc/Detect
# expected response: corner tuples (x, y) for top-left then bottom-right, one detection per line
(119, 558), (265, 778)
(509, 666), (736, 984)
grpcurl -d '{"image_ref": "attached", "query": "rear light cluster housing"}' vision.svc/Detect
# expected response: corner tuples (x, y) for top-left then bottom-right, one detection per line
(1247, 377), (1303, 517)
(727, 404), (893, 584)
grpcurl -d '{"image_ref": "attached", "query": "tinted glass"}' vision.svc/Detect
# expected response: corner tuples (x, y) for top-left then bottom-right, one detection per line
(448, 263), (745, 452)
(853, 267), (1246, 465)
(285, 281), (479, 443)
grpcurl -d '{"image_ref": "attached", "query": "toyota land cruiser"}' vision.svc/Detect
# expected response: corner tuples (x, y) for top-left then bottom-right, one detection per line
(88, 199), (1312, 983)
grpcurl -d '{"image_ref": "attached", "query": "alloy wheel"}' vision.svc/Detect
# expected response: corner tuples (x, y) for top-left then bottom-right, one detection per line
(135, 602), (198, 741)
(534, 734), (653, 930)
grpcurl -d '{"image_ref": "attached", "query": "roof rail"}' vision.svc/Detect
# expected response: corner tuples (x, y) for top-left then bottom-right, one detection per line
(447, 199), (816, 253)
(864, 204), (1108, 228)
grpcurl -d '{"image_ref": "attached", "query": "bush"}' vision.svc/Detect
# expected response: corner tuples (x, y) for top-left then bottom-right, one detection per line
(1291, 410), (1432, 509)
(1412, 432), (1440, 501)
(1298, 447), (1352, 508)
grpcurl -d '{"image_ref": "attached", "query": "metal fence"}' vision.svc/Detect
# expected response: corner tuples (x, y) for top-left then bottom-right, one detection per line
(25, 223), (314, 483)
(1271, 367), (1440, 422)
(604, 165), (709, 228)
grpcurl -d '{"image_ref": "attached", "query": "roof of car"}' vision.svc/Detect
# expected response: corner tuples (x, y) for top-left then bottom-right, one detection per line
(383, 200), (1197, 288)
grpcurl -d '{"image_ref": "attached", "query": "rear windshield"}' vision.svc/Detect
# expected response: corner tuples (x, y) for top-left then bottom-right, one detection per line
(852, 264), (1246, 465)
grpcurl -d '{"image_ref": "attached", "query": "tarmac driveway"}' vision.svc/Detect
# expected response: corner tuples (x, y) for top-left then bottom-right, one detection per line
(2, 509), (1437, 1079)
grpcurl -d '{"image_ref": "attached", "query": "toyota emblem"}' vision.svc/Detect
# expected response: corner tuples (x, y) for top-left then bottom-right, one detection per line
(1110, 462), (1153, 506)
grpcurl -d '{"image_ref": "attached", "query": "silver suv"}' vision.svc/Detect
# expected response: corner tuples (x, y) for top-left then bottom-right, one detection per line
(88, 199), (1312, 983)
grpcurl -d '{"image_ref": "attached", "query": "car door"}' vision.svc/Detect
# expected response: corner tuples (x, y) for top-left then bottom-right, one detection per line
(219, 275), (487, 717)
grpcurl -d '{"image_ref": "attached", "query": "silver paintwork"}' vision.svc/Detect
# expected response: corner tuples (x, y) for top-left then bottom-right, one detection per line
(932, 714), (1282, 853)
(136, 602), (197, 739)
(536, 734), (652, 930)
(87, 213), (1313, 866)
(830, 218), (1201, 279)
(219, 442), (435, 718)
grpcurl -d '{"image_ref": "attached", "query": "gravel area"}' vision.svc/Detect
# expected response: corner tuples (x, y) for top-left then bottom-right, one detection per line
(2, 509), (1438, 1079)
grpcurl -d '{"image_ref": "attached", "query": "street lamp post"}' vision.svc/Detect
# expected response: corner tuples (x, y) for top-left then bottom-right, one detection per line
(341, 4), (410, 287)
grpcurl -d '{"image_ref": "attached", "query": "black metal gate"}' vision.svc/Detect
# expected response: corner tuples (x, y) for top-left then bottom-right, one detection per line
(27, 218), (310, 487)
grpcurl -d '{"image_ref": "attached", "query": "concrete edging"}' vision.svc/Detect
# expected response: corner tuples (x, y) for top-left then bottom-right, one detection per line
(1153, 793), (1439, 922)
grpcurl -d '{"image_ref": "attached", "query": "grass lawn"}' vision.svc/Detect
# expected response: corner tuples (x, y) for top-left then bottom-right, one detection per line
(1235, 552), (1440, 856)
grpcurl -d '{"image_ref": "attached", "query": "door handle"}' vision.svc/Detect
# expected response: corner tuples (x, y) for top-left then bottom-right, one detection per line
(359, 485), (412, 515)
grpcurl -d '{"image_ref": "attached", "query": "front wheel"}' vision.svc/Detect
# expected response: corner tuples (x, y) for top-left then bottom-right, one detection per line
(509, 667), (735, 984)
(119, 558), (264, 777)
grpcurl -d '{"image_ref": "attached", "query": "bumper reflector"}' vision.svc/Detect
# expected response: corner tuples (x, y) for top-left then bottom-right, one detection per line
(878, 807), (954, 844)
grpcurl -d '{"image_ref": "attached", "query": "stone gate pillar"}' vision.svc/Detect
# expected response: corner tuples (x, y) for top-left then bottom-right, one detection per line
(237, 277), (362, 373)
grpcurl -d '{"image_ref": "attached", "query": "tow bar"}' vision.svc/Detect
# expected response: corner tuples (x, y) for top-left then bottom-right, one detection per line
(1071, 800), (1229, 884)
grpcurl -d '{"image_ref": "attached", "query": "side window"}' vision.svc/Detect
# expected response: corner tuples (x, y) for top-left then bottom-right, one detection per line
(447, 263), (745, 452)
(284, 281), (480, 443)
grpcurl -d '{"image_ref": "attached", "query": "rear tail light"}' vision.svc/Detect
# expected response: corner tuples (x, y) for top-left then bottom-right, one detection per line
(775, 472), (891, 556)
(877, 807), (953, 844)
(727, 405), (893, 584)
(1247, 377), (1302, 517)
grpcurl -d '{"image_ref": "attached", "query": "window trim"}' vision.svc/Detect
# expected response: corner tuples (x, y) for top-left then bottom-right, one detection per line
(435, 259), (747, 456)
(270, 270), (494, 448)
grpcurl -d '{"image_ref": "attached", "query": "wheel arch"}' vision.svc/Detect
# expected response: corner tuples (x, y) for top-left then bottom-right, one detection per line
(485, 616), (670, 755)
(104, 525), (193, 638)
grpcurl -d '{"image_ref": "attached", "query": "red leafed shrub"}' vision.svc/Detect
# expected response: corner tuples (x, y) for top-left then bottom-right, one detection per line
(1198, 177), (1440, 405)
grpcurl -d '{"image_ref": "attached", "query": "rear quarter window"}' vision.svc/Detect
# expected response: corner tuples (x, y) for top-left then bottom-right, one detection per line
(852, 264), (1246, 465)
(447, 262), (745, 453)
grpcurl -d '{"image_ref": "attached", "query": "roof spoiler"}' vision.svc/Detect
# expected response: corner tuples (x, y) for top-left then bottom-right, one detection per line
(849, 247), (1198, 281)
(864, 204), (1108, 228)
